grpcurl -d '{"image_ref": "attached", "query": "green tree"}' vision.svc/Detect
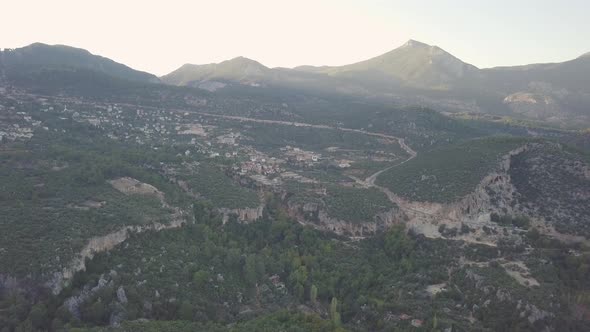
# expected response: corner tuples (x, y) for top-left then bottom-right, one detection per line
(527, 227), (541, 244)
(193, 270), (209, 290)
(178, 301), (193, 321)
(28, 303), (48, 329)
(244, 255), (258, 286)
(82, 299), (108, 325)
(384, 225), (414, 259)
(310, 284), (318, 304)
(330, 297), (341, 326)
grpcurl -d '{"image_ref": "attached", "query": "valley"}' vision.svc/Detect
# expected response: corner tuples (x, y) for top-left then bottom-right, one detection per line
(0, 41), (589, 332)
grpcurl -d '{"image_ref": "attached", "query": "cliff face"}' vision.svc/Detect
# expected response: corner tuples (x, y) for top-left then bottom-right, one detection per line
(219, 205), (265, 224)
(46, 217), (188, 294)
(449, 144), (531, 220)
(41, 178), (193, 294)
(286, 201), (405, 237)
(389, 144), (528, 245)
(403, 142), (590, 245)
(1, 211), (190, 296)
(171, 177), (264, 224)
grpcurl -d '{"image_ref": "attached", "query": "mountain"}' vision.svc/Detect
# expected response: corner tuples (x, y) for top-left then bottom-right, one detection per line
(161, 56), (368, 94)
(163, 40), (480, 90)
(299, 39), (480, 89)
(0, 43), (159, 83)
(162, 40), (590, 127)
(478, 54), (590, 122)
(161, 56), (270, 86)
(4, 40), (589, 126)
(2, 38), (590, 331)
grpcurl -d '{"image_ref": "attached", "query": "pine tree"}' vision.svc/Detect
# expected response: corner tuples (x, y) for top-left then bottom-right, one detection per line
(330, 297), (341, 326)
(310, 284), (318, 304)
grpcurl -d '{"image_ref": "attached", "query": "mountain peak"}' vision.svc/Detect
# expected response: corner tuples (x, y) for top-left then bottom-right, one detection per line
(224, 56), (266, 67)
(400, 39), (447, 54)
(218, 56), (269, 74)
(229, 56), (252, 61)
(161, 56), (270, 85)
(318, 39), (478, 88)
(403, 39), (431, 48)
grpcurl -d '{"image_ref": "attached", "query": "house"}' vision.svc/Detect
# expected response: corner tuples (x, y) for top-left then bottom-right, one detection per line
(269, 274), (281, 285)
(411, 319), (423, 327)
(399, 313), (411, 320)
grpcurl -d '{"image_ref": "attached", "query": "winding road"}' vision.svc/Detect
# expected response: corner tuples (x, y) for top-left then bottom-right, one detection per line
(26, 93), (424, 222)
(194, 111), (418, 157)
(191, 112), (422, 217)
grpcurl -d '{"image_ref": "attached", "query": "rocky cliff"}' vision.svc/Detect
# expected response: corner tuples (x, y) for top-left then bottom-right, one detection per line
(286, 201), (406, 237)
(219, 205), (265, 224)
(400, 144), (534, 243)
(43, 178), (192, 294)
(403, 142), (590, 245)
(46, 216), (188, 294)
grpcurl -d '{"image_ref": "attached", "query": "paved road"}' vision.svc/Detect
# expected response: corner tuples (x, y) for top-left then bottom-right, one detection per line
(193, 111), (420, 187)
(195, 112), (417, 156)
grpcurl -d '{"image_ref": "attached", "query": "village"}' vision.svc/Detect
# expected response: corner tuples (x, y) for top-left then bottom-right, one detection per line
(0, 89), (385, 195)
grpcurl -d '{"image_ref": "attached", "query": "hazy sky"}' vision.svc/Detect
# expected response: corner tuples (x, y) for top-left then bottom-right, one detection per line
(2, 0), (589, 76)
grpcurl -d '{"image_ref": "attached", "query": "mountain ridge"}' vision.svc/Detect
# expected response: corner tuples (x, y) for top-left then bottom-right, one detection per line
(161, 56), (270, 86)
(4, 40), (590, 127)
(0, 42), (159, 83)
(159, 39), (590, 126)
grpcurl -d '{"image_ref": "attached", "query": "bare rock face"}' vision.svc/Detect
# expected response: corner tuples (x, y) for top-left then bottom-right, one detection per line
(286, 201), (405, 237)
(171, 174), (265, 225)
(117, 286), (128, 304)
(503, 92), (563, 121)
(65, 274), (112, 319)
(405, 141), (590, 245)
(108, 177), (165, 202)
(44, 178), (191, 294)
(219, 205), (264, 224)
(449, 144), (531, 220)
(463, 268), (555, 328)
(46, 216), (187, 294)
(523, 302), (553, 324)
(403, 144), (537, 244)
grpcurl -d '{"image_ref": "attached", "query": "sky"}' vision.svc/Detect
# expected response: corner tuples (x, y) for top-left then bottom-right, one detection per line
(1, 0), (589, 76)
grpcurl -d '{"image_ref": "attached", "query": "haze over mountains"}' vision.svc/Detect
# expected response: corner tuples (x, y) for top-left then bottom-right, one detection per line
(0, 43), (159, 83)
(2, 36), (590, 331)
(161, 39), (480, 89)
(162, 39), (590, 127)
(2, 40), (590, 127)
